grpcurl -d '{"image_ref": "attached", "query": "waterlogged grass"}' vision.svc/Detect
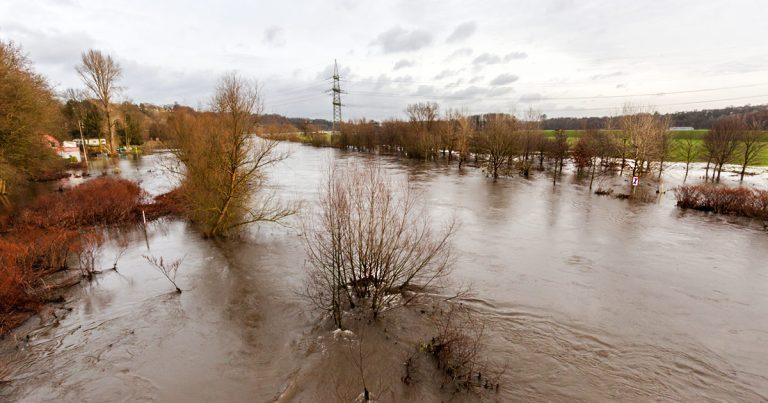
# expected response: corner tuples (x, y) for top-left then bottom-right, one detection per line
(542, 129), (768, 165)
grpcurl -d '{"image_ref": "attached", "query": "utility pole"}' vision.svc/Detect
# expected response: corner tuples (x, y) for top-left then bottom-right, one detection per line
(331, 60), (342, 135)
(78, 120), (89, 170)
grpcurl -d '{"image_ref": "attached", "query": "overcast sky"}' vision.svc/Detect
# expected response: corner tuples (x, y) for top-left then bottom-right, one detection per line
(1, 0), (767, 120)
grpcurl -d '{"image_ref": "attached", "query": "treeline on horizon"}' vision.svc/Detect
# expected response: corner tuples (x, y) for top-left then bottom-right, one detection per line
(261, 103), (768, 133)
(264, 101), (768, 185)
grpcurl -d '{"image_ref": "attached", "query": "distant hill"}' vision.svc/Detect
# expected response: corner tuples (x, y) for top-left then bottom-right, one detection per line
(261, 114), (333, 130)
(542, 104), (768, 130)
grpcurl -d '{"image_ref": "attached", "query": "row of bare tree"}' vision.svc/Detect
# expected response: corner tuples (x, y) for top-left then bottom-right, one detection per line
(321, 104), (767, 184)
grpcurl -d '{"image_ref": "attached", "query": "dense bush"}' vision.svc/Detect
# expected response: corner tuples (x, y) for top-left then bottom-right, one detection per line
(675, 184), (768, 220)
(15, 177), (144, 228)
(1, 177), (176, 332)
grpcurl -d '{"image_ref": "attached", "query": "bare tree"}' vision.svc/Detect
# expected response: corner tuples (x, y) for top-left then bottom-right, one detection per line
(445, 109), (474, 169)
(76, 49), (122, 154)
(405, 102), (440, 159)
(675, 136), (699, 183)
(737, 117), (766, 182)
(704, 115), (744, 182)
(143, 255), (183, 293)
(303, 161), (455, 328)
(63, 88), (90, 169)
(476, 115), (518, 180)
(167, 73), (295, 237)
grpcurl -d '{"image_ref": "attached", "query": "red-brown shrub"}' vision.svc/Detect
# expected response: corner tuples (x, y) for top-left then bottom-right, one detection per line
(16, 178), (144, 228)
(141, 187), (186, 220)
(1, 178), (181, 333)
(0, 239), (37, 316)
(675, 184), (768, 220)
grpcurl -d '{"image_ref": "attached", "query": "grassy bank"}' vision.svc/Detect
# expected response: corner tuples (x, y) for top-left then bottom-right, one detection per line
(545, 129), (768, 165)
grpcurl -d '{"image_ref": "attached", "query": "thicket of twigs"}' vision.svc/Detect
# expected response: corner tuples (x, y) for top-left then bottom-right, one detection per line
(0, 177), (174, 333)
(303, 161), (455, 328)
(675, 184), (768, 220)
(400, 302), (503, 395)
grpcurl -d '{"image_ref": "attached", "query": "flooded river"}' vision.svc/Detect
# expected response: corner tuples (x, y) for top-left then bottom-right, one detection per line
(2, 145), (768, 401)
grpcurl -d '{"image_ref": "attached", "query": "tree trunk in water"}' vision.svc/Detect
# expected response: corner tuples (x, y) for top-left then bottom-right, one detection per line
(740, 156), (748, 182)
(704, 159), (711, 182)
(105, 104), (116, 155)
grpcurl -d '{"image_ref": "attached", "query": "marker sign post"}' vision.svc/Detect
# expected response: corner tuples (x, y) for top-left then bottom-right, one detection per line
(632, 176), (639, 186)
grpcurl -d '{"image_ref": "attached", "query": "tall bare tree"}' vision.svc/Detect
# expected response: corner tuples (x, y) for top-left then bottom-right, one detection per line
(476, 114), (517, 179)
(76, 49), (122, 154)
(168, 73), (295, 237)
(704, 115), (744, 182)
(63, 88), (90, 169)
(737, 116), (766, 182)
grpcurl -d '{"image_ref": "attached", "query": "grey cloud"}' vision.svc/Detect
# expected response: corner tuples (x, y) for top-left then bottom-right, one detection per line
(503, 51), (528, 61)
(316, 62), (352, 80)
(473, 53), (502, 66)
(488, 87), (514, 96)
(434, 69), (458, 80)
(121, 60), (217, 106)
(590, 71), (623, 80)
(371, 26), (433, 53)
(489, 73), (519, 86)
(0, 23), (94, 67)
(393, 59), (415, 70)
(450, 85), (486, 99)
(413, 85), (437, 97)
(469, 76), (484, 84)
(446, 47), (473, 61)
(519, 93), (543, 103)
(446, 21), (477, 43)
(263, 26), (286, 46)
(474, 51), (527, 66)
(445, 79), (464, 88)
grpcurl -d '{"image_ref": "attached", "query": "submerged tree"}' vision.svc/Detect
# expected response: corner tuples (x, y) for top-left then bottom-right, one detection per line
(76, 49), (122, 154)
(476, 114), (517, 179)
(737, 116), (766, 182)
(168, 73), (295, 237)
(704, 115), (744, 182)
(303, 161), (455, 328)
(675, 136), (699, 183)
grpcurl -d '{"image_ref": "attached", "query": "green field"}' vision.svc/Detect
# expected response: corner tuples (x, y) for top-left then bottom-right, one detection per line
(542, 129), (768, 165)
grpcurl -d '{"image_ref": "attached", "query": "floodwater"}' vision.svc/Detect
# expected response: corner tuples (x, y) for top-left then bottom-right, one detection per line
(2, 145), (768, 401)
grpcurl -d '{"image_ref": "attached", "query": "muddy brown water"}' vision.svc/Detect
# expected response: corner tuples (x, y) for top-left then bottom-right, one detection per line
(2, 145), (768, 401)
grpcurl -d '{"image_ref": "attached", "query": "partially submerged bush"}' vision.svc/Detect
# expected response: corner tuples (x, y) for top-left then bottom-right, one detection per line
(15, 177), (144, 228)
(1, 177), (176, 333)
(411, 303), (503, 395)
(675, 184), (768, 220)
(304, 161), (455, 328)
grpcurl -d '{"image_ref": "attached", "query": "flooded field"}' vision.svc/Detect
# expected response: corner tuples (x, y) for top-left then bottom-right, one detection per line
(2, 145), (768, 401)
